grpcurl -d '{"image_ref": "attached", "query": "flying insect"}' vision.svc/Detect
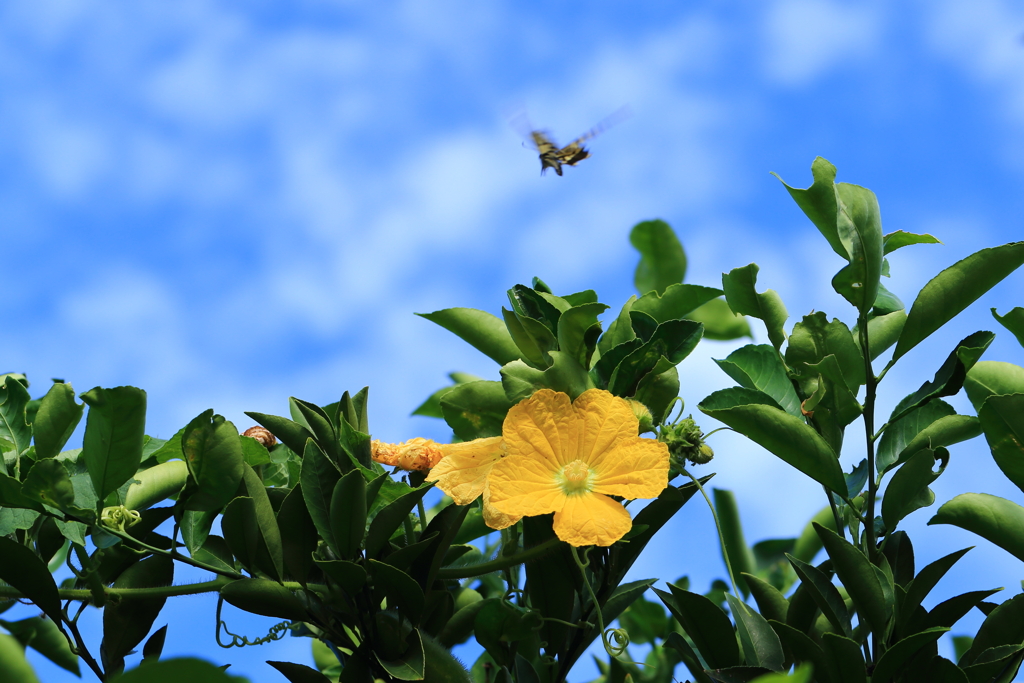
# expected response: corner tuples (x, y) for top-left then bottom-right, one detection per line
(513, 107), (630, 176)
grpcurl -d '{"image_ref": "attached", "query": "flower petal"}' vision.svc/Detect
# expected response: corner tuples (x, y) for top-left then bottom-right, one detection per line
(592, 438), (669, 500)
(552, 493), (633, 546)
(572, 389), (640, 470)
(482, 483), (522, 530)
(425, 436), (504, 505)
(503, 389), (579, 469)
(487, 452), (565, 517)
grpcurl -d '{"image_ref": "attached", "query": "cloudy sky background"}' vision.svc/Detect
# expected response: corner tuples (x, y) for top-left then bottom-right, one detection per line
(5, 1), (1024, 680)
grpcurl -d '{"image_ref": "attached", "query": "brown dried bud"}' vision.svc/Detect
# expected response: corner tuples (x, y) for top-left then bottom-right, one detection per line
(242, 426), (277, 449)
(371, 438), (445, 471)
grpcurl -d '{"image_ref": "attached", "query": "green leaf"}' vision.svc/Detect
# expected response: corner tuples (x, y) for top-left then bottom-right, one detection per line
(239, 436), (271, 467)
(500, 352), (595, 403)
(901, 547), (972, 624)
(117, 658), (247, 683)
(871, 627), (949, 683)
(291, 399), (345, 470)
(802, 353), (863, 450)
(872, 282), (905, 316)
(889, 415), (980, 475)
(300, 439), (341, 555)
(652, 583), (740, 669)
(928, 588), (1003, 630)
(889, 331), (994, 424)
(101, 554), (174, 672)
(991, 307), (1024, 349)
(411, 372), (483, 418)
(631, 283), (723, 323)
(785, 312), (865, 395)
(743, 574), (789, 624)
(722, 264), (789, 352)
(0, 472), (44, 512)
(180, 410), (244, 512)
(961, 593), (1024, 667)
(631, 219), (687, 295)
(33, 383), (83, 460)
(79, 386), (147, 503)
(502, 307), (556, 368)
(814, 523), (889, 634)
(0, 377), (32, 469)
(221, 496), (259, 573)
(786, 555), (851, 637)
(0, 536), (64, 627)
(331, 469), (366, 560)
(633, 365), (680, 425)
(774, 157), (852, 261)
(243, 412), (313, 458)
(416, 308), (521, 366)
(21, 458), (91, 521)
(314, 559), (366, 594)
(368, 560), (425, 623)
(882, 449), (944, 530)
(714, 489), (755, 598)
(556, 302), (608, 369)
(854, 309), (907, 361)
(699, 388), (846, 495)
(607, 320), (703, 397)
(877, 397), (955, 474)
(376, 628), (426, 680)
(267, 661), (332, 683)
(0, 633), (42, 683)
(180, 509), (216, 555)
(688, 297), (752, 341)
(365, 485), (432, 558)
(598, 297), (638, 356)
(881, 530), (915, 589)
(440, 381), (513, 441)
(727, 594), (785, 671)
(964, 361), (1024, 413)
(883, 230), (942, 255)
(664, 632), (715, 683)
(769, 620), (835, 683)
(976, 393), (1024, 494)
(277, 485), (318, 584)
(715, 345), (802, 417)
(820, 633), (865, 683)
(929, 493), (1024, 562)
(2, 616), (79, 675)
(240, 462), (285, 581)
(892, 241), (1024, 364)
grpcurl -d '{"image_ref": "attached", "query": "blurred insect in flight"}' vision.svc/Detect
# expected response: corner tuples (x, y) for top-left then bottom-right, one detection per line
(512, 107), (631, 176)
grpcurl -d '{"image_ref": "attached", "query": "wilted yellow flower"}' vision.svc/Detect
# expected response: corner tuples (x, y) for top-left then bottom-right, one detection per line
(371, 437), (445, 471)
(488, 389), (669, 547)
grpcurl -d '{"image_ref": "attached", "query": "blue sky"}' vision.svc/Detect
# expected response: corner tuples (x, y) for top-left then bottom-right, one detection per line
(5, 1), (1024, 681)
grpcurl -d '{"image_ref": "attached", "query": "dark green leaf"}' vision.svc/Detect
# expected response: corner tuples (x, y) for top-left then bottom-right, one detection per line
(33, 383), (83, 460)
(21, 458), (78, 514)
(872, 282), (905, 316)
(365, 485), (431, 558)
(368, 560), (425, 623)
(412, 373), (484, 418)
(892, 241), (1024, 364)
(877, 397), (955, 474)
(0, 472), (44, 512)
(142, 624), (167, 662)
(277, 486), (317, 584)
(901, 547), (972, 625)
(0, 616), (79, 675)
(715, 345), (801, 417)
(785, 312), (865, 395)
(653, 583), (740, 669)
(331, 470), (367, 560)
(180, 509), (216, 555)
(633, 365), (680, 425)
(0, 377), (32, 468)
(769, 620), (835, 683)
(101, 554), (174, 671)
(440, 381), (513, 441)
(820, 633), (865, 683)
(881, 530), (915, 588)
(376, 628), (425, 680)
(722, 264), (788, 352)
(699, 388), (846, 495)
(240, 463), (284, 580)
(0, 537), (63, 627)
(608, 320), (703, 396)
(928, 588), (1003, 630)
(883, 230), (942, 255)
(631, 219), (687, 295)
(416, 308), (521, 366)
(180, 410), (244, 512)
(813, 523), (889, 634)
(871, 628), (948, 683)
(598, 297), (638, 356)
(111, 658), (248, 683)
(556, 302), (607, 369)
(80, 386), (147, 502)
(243, 412), (313, 458)
(882, 449), (944, 530)
(221, 496), (259, 573)
(854, 309), (907, 361)
(219, 578), (306, 622)
(727, 594), (785, 671)
(300, 439), (341, 554)
(664, 631), (715, 683)
(314, 559), (367, 594)
(743, 574), (789, 625)
(268, 661), (332, 683)
(929, 494), (1024, 562)
(786, 556), (851, 637)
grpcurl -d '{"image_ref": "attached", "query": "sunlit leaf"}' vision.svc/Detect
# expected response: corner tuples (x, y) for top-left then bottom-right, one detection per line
(715, 345), (801, 417)
(991, 307), (1024, 349)
(722, 264), (788, 352)
(631, 219), (687, 295)
(416, 308), (521, 366)
(33, 383), (83, 461)
(929, 493), (1024, 563)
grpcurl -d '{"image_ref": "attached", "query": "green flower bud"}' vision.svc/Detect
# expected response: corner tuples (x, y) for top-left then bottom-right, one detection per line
(661, 415), (714, 467)
(625, 399), (655, 434)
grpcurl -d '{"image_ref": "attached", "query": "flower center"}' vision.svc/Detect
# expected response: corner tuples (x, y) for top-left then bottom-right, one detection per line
(558, 459), (593, 494)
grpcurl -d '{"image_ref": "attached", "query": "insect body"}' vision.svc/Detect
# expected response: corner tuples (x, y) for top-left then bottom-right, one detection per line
(514, 107), (630, 176)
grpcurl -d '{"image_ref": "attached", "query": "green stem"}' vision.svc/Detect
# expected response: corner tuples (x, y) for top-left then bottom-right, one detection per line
(858, 311), (881, 665)
(417, 497), (428, 535)
(683, 468), (739, 596)
(94, 522), (245, 580)
(436, 536), (562, 580)
(0, 578), (330, 603)
(826, 485), (846, 541)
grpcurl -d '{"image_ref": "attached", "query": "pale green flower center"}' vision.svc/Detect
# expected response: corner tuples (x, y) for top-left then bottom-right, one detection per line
(557, 459), (594, 495)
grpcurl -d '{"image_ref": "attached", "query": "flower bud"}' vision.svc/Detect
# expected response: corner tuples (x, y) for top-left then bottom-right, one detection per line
(371, 437), (445, 471)
(661, 415), (714, 468)
(625, 399), (655, 434)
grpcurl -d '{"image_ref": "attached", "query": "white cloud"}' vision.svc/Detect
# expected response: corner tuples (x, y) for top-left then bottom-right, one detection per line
(762, 0), (885, 86)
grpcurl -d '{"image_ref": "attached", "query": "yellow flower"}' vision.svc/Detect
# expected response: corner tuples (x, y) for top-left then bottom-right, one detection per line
(487, 389), (669, 547)
(425, 437), (521, 530)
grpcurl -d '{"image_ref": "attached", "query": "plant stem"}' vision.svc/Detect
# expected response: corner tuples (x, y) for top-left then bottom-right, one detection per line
(858, 313), (880, 565)
(683, 469), (739, 596)
(436, 536), (562, 580)
(95, 522), (245, 580)
(64, 614), (105, 680)
(0, 578), (330, 603)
